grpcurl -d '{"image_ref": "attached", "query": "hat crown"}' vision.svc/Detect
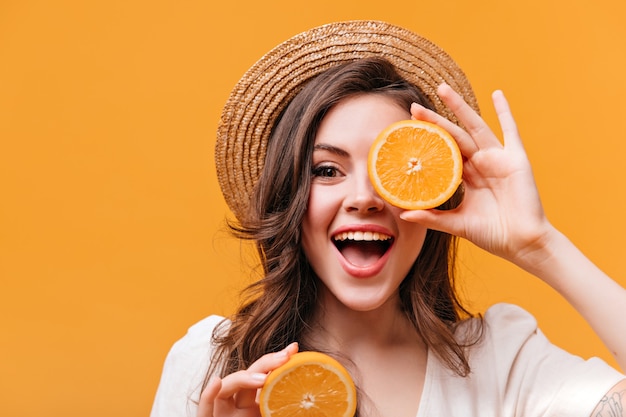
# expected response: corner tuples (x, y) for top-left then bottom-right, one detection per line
(216, 20), (478, 221)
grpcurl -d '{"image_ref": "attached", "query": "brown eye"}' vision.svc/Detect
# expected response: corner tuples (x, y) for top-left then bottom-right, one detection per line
(312, 165), (339, 177)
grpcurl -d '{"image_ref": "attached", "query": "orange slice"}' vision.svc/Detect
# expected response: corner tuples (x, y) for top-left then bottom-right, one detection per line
(368, 119), (463, 210)
(259, 351), (357, 417)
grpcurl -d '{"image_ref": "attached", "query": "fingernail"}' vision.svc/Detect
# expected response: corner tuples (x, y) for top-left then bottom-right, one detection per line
(251, 372), (267, 382)
(275, 350), (288, 359)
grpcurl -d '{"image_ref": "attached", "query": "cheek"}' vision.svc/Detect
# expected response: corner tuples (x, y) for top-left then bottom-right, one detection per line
(388, 205), (428, 245)
(414, 228), (429, 254)
(398, 223), (429, 260)
(301, 185), (342, 252)
(304, 186), (341, 225)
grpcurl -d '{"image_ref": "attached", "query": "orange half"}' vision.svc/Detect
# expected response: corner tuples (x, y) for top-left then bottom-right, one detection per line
(259, 351), (357, 417)
(368, 119), (463, 210)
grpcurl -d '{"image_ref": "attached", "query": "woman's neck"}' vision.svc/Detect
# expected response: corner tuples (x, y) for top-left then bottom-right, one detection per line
(303, 286), (428, 417)
(304, 287), (423, 353)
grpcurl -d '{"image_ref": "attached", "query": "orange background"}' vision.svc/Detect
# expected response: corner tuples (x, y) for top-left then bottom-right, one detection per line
(1, 0), (625, 415)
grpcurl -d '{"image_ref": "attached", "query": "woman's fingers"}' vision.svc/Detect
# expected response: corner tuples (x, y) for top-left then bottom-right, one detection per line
(197, 372), (264, 416)
(399, 207), (458, 236)
(222, 371), (267, 409)
(197, 376), (222, 417)
(216, 370), (267, 399)
(247, 342), (299, 374)
(412, 84), (516, 161)
(199, 342), (299, 415)
(218, 342), (299, 399)
(437, 83), (503, 151)
(492, 90), (524, 154)
(410, 102), (478, 156)
(410, 101), (479, 157)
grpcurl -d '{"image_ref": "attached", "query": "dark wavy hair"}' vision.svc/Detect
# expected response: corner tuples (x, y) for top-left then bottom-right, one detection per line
(204, 57), (480, 400)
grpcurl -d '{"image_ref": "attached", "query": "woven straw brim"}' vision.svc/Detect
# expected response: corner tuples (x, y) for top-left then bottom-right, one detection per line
(216, 20), (479, 221)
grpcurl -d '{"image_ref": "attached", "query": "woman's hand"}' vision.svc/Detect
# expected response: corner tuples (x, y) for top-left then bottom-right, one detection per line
(197, 343), (299, 417)
(403, 84), (626, 372)
(401, 84), (554, 269)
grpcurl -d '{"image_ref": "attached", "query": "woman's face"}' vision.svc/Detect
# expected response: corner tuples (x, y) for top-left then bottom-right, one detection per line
(301, 94), (428, 313)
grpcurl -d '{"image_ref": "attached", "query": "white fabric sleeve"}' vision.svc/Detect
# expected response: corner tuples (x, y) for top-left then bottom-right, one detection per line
(483, 303), (625, 416)
(150, 315), (225, 417)
(421, 303), (625, 416)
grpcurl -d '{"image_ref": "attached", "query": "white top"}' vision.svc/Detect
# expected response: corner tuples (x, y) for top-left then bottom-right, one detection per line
(150, 303), (624, 417)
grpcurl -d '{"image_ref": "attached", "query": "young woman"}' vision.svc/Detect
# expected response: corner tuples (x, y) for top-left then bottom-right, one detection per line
(151, 21), (626, 417)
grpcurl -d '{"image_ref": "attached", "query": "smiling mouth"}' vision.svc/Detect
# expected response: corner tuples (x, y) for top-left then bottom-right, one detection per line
(332, 231), (393, 267)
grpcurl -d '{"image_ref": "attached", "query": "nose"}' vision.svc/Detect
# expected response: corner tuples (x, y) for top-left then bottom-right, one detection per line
(343, 171), (385, 213)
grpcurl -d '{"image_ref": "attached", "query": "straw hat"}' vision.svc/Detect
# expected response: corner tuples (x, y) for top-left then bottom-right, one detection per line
(215, 20), (479, 221)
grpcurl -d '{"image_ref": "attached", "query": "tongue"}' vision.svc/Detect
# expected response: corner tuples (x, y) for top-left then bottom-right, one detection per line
(340, 241), (385, 267)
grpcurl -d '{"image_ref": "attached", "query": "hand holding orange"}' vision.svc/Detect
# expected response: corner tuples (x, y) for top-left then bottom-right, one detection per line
(368, 119), (463, 210)
(259, 351), (357, 417)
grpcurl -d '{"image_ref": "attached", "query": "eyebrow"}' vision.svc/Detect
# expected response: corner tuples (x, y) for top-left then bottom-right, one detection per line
(313, 143), (349, 157)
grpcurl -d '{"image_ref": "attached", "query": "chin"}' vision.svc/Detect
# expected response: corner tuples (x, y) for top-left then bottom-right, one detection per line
(334, 292), (394, 313)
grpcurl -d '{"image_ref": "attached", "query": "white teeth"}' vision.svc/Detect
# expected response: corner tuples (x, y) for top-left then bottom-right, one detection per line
(333, 231), (392, 241)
